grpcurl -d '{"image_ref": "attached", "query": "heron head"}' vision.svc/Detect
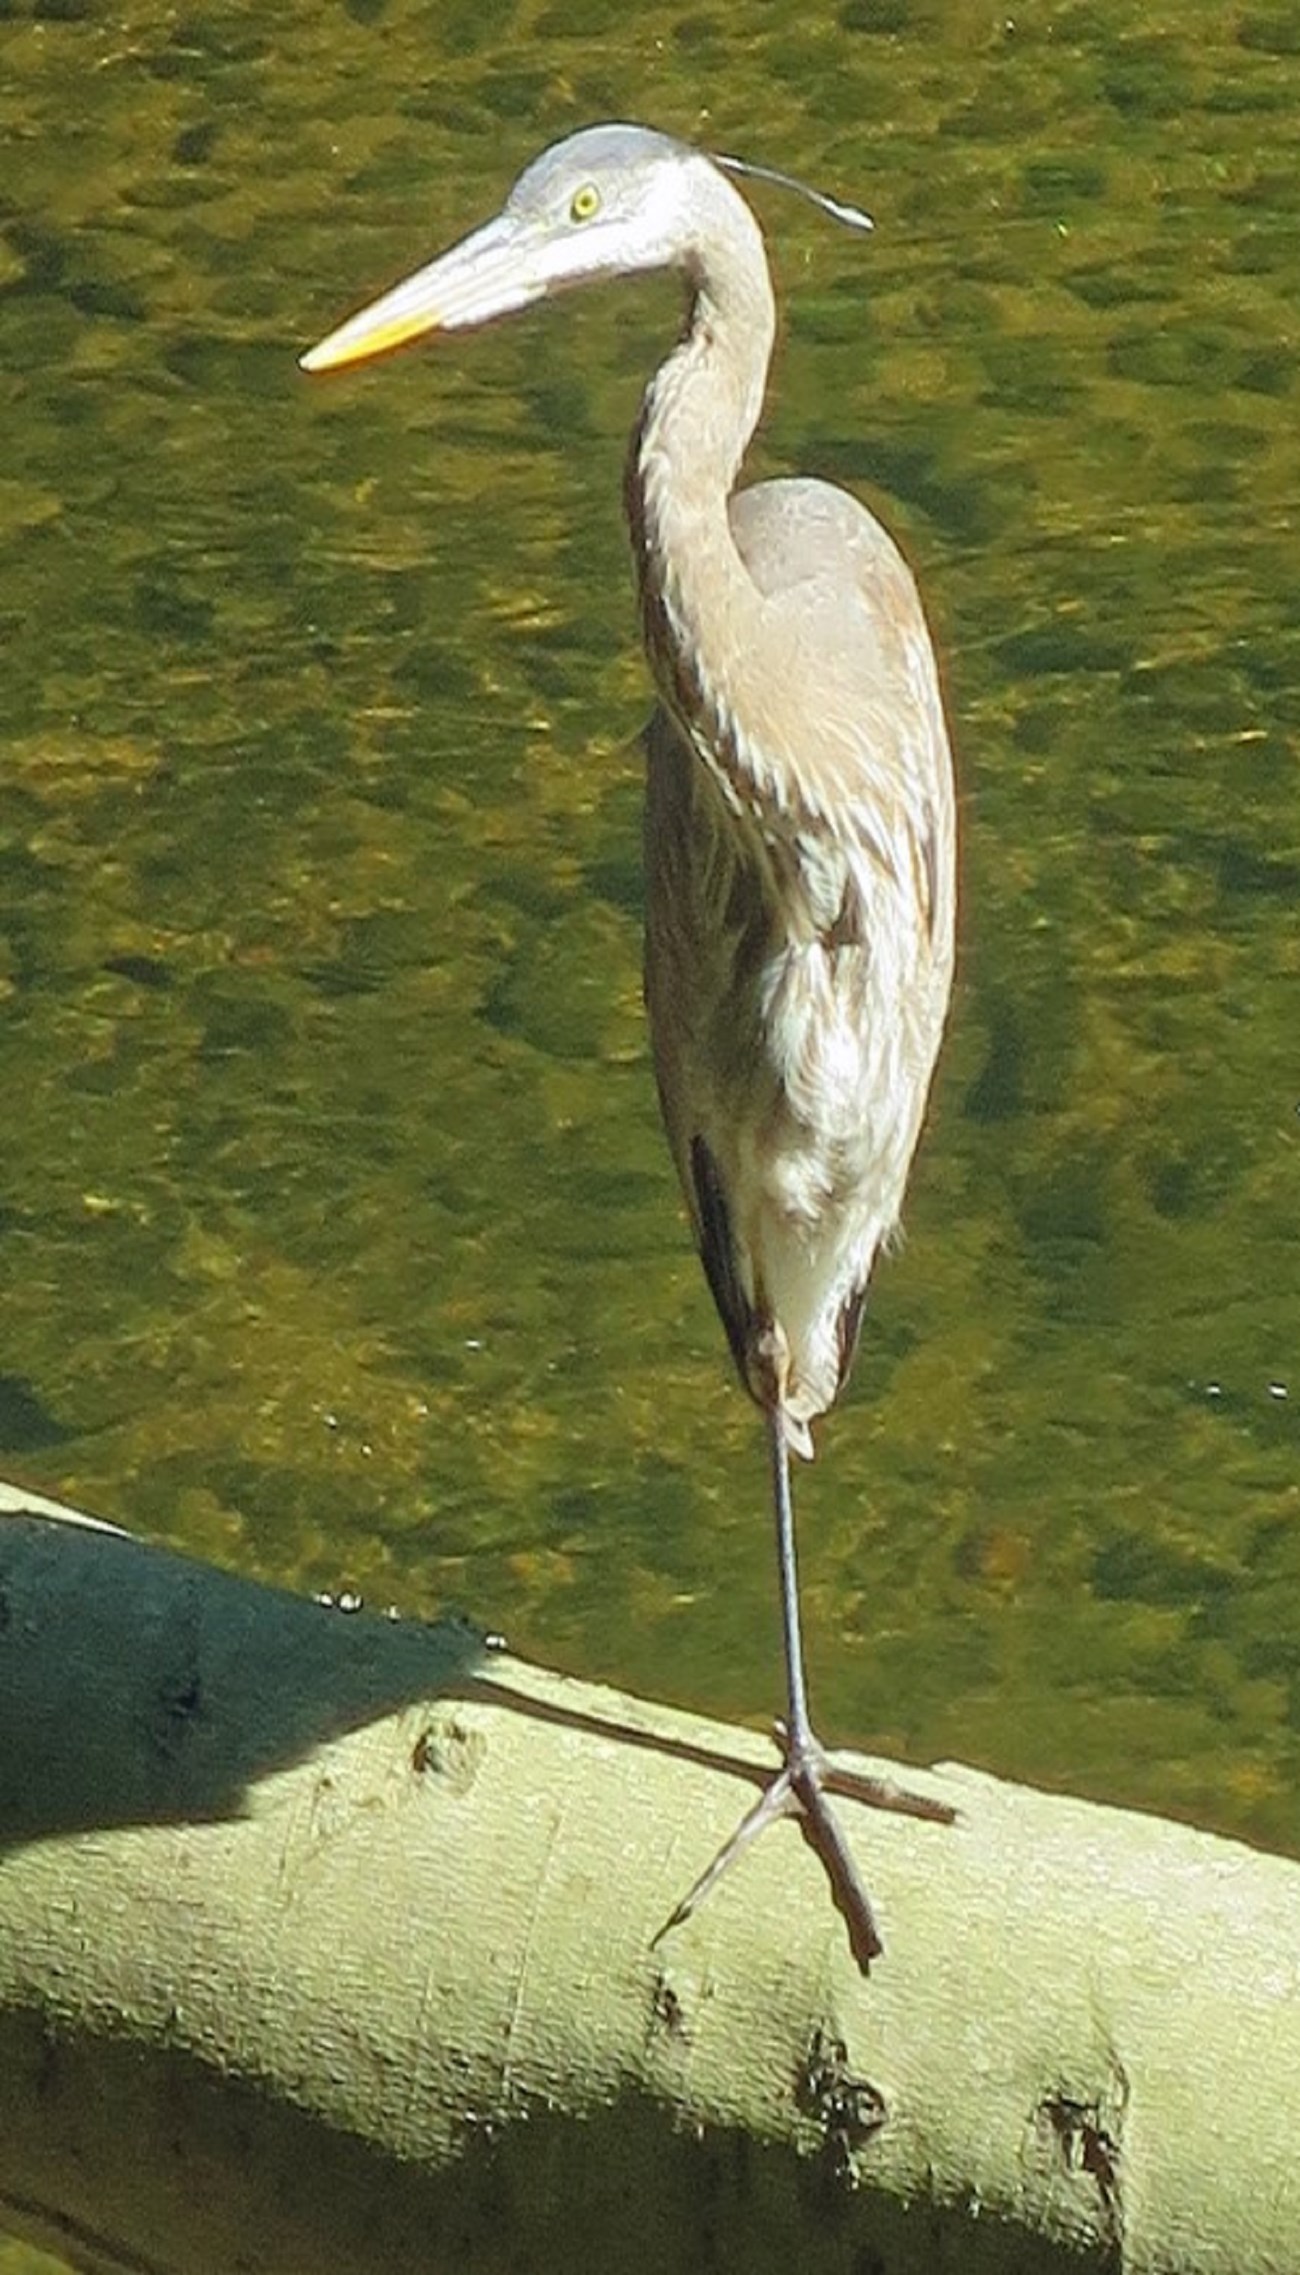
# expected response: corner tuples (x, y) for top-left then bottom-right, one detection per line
(301, 124), (720, 375)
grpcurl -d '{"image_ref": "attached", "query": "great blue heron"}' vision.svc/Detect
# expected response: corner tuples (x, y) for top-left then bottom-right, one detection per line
(302, 122), (957, 1968)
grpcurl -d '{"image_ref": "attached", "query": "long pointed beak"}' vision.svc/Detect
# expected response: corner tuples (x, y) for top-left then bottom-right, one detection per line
(300, 211), (545, 374)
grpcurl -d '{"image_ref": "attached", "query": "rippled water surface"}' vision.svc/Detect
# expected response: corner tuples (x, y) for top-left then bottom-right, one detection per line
(2, 7), (1297, 2253)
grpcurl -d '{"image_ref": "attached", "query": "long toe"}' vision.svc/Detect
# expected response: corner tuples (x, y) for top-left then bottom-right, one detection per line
(819, 1749), (957, 1827)
(780, 1734), (884, 1968)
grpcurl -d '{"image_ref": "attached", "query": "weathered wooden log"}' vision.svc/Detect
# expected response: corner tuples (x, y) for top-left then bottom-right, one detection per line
(1, 1483), (1297, 2274)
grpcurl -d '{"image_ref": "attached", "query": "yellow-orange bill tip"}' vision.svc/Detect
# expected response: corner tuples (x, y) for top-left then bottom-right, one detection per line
(299, 298), (445, 375)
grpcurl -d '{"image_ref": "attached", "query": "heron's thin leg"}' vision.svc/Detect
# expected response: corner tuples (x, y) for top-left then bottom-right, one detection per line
(770, 1405), (813, 1752)
(655, 1411), (885, 1971)
(768, 1407), (884, 1966)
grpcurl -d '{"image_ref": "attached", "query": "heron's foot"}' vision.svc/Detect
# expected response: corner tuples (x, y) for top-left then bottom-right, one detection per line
(655, 1728), (952, 1972)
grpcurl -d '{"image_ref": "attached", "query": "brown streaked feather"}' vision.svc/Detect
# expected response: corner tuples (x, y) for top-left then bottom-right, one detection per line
(822, 868), (870, 952)
(917, 799), (942, 950)
(835, 1281), (869, 1397)
(689, 1132), (756, 1392)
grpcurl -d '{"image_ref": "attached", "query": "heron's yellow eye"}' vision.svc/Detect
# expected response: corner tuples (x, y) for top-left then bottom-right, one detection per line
(569, 183), (601, 224)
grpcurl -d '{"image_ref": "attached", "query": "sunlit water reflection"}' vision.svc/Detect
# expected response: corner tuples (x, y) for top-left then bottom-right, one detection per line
(2, 17), (1297, 2161)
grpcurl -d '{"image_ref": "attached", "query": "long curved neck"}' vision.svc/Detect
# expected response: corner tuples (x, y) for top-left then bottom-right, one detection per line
(625, 192), (776, 785)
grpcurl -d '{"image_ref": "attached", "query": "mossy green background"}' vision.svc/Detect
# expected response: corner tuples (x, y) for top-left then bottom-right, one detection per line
(2, 1), (1297, 2263)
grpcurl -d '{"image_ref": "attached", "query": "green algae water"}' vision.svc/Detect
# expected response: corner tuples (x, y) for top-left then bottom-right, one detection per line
(1, 11), (1298, 2255)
